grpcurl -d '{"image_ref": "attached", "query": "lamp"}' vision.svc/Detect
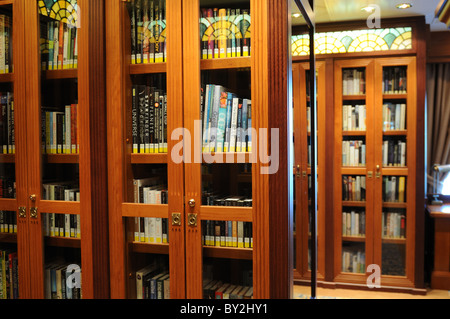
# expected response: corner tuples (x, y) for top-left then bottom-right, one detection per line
(432, 164), (450, 205)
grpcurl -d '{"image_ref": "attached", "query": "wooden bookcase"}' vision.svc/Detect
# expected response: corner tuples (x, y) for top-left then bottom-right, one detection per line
(333, 56), (417, 288)
(0, 0), (109, 299)
(107, 0), (293, 299)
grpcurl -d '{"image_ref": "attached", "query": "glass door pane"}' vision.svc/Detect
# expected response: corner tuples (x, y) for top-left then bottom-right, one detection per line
(0, 2), (19, 299)
(38, 0), (82, 299)
(199, 0), (253, 299)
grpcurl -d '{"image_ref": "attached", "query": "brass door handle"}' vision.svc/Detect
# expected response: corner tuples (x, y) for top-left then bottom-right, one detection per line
(188, 199), (196, 208)
(376, 165), (381, 178)
(29, 194), (36, 202)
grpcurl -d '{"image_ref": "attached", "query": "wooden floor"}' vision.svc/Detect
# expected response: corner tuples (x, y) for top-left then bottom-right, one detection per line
(294, 284), (450, 299)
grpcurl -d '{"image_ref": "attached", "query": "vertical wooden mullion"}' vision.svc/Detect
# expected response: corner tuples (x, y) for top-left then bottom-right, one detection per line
(166, 0), (186, 299)
(182, 0), (202, 299)
(78, 0), (109, 299)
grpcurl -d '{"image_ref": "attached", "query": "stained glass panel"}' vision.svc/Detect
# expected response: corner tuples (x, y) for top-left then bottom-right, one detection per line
(292, 27), (412, 56)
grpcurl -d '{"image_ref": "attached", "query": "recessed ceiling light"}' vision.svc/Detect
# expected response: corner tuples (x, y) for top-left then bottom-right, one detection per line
(292, 13), (302, 18)
(396, 3), (412, 9)
(361, 5), (376, 13)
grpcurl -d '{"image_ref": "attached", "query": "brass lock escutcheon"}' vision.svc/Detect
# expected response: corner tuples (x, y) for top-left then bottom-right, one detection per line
(188, 213), (198, 227)
(18, 207), (26, 218)
(172, 213), (182, 226)
(30, 207), (38, 219)
(367, 171), (373, 178)
(375, 165), (381, 178)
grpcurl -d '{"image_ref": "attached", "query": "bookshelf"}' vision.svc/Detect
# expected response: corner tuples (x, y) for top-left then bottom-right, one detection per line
(107, 0), (292, 299)
(333, 56), (417, 288)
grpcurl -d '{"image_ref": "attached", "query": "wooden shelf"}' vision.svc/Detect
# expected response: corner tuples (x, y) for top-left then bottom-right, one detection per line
(200, 57), (251, 70)
(0, 198), (17, 211)
(342, 94), (366, 100)
(381, 167), (408, 175)
(0, 232), (17, 244)
(342, 130), (366, 136)
(130, 241), (169, 255)
(0, 72), (13, 83)
(40, 200), (80, 215)
(0, 154), (15, 163)
(382, 202), (407, 209)
(203, 246), (253, 260)
(342, 201), (366, 207)
(342, 235), (365, 242)
(44, 154), (79, 164)
(129, 62), (167, 74)
(383, 93), (407, 100)
(42, 69), (78, 80)
(200, 205), (253, 222)
(44, 236), (81, 248)
(382, 237), (406, 244)
(202, 152), (253, 164)
(383, 130), (407, 136)
(122, 203), (169, 219)
(130, 153), (168, 164)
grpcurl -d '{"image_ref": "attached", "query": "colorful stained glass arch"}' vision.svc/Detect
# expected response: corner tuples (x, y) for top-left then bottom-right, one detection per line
(38, 0), (78, 26)
(292, 27), (412, 56)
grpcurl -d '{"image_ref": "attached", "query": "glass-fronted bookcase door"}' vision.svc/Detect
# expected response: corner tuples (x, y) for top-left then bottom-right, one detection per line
(292, 60), (326, 284)
(183, 0), (254, 299)
(24, 0), (109, 299)
(0, 0), (28, 300)
(106, 0), (186, 299)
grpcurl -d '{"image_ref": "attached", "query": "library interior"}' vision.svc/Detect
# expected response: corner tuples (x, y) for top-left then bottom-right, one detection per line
(0, 0), (449, 301)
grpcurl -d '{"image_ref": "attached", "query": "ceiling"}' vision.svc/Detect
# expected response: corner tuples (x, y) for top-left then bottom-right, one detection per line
(290, 0), (449, 32)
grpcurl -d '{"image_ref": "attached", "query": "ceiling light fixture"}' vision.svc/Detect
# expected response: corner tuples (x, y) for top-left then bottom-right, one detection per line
(396, 3), (412, 9)
(361, 5), (376, 13)
(292, 13), (302, 18)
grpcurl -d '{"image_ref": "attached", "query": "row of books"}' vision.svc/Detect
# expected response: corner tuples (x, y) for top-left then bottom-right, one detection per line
(0, 92), (14, 154)
(41, 20), (78, 70)
(200, 8), (251, 59)
(0, 178), (15, 199)
(382, 67), (407, 94)
(343, 104), (366, 131)
(0, 211), (16, 234)
(382, 211), (406, 239)
(342, 140), (366, 166)
(0, 250), (18, 299)
(132, 85), (167, 154)
(342, 249), (365, 274)
(0, 15), (12, 74)
(204, 280), (253, 299)
(382, 103), (406, 131)
(342, 176), (366, 202)
(202, 220), (252, 249)
(342, 68), (365, 95)
(44, 262), (82, 299)
(42, 182), (80, 238)
(134, 217), (169, 244)
(202, 84), (252, 153)
(382, 176), (406, 203)
(136, 263), (170, 299)
(342, 211), (366, 237)
(42, 104), (79, 154)
(130, 0), (166, 65)
(382, 139), (406, 167)
(202, 194), (252, 207)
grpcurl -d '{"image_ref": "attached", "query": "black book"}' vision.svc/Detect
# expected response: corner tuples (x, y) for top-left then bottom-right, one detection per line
(132, 85), (139, 153)
(138, 85), (146, 153)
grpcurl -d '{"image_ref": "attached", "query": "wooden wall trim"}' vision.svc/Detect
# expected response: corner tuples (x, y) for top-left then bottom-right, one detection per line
(427, 31), (450, 63)
(78, 0), (110, 299)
